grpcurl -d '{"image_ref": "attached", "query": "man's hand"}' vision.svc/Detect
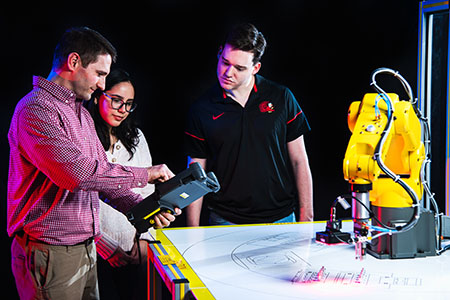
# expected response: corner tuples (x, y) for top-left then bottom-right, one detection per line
(129, 240), (149, 264)
(299, 205), (314, 222)
(153, 208), (182, 229)
(107, 239), (152, 267)
(107, 247), (133, 268)
(147, 164), (175, 183)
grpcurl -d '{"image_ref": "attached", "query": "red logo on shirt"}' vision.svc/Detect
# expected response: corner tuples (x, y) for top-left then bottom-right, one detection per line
(212, 112), (225, 120)
(259, 101), (275, 113)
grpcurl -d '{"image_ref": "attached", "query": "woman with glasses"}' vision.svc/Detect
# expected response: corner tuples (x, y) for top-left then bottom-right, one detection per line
(86, 68), (163, 299)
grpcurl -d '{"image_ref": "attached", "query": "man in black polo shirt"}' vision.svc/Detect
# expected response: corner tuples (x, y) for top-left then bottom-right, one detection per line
(185, 23), (313, 225)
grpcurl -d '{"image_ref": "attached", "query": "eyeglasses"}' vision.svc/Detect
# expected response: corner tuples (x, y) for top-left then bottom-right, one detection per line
(102, 92), (137, 113)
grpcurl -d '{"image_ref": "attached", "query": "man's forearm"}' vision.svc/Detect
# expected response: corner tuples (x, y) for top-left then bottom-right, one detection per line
(295, 164), (314, 221)
(287, 137), (314, 222)
(186, 197), (203, 226)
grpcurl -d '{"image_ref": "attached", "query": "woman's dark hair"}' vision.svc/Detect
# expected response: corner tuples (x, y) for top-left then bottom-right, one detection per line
(86, 68), (139, 160)
(52, 27), (117, 70)
(225, 23), (267, 65)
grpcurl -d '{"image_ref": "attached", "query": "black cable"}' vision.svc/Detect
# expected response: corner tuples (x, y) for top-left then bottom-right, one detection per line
(135, 232), (142, 265)
(438, 244), (450, 255)
(337, 194), (394, 231)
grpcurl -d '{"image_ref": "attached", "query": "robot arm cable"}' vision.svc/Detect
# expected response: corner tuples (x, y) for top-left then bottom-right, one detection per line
(370, 68), (421, 233)
(371, 67), (415, 103)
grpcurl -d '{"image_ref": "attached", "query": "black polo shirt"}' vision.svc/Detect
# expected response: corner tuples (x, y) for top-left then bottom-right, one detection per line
(185, 75), (311, 224)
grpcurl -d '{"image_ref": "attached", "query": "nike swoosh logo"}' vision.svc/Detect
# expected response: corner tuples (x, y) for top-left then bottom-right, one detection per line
(213, 112), (225, 120)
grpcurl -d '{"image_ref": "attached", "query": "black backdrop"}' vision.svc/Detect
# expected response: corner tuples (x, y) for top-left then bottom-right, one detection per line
(1, 1), (422, 297)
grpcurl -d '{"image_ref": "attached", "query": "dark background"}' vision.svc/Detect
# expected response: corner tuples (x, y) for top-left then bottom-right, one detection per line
(1, 0), (426, 298)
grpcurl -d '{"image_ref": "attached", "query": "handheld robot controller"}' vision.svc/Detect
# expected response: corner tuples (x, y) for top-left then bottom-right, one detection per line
(126, 162), (220, 233)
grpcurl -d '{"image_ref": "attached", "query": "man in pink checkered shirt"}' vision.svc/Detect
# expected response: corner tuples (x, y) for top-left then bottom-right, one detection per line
(8, 27), (180, 300)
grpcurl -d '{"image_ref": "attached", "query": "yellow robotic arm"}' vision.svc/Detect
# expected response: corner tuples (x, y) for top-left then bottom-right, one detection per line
(316, 68), (439, 259)
(337, 68), (437, 259)
(343, 92), (425, 208)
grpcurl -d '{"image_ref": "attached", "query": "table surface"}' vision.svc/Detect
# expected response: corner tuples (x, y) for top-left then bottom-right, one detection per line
(156, 221), (450, 300)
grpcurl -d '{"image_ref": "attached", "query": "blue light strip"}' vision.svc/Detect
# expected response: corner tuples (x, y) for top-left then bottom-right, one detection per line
(422, 1), (449, 13)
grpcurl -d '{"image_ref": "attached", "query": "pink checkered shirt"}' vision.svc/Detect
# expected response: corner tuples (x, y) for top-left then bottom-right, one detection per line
(7, 76), (148, 245)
